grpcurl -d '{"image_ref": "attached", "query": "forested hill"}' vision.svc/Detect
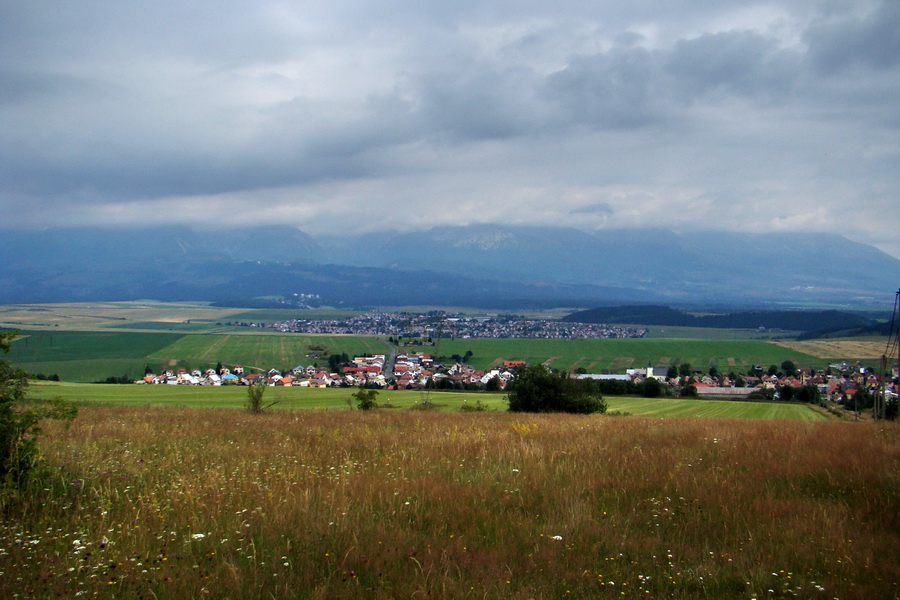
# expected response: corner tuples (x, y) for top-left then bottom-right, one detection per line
(562, 305), (879, 333)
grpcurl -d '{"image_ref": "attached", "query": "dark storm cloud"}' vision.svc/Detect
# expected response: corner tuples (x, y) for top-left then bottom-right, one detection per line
(545, 45), (664, 129)
(805, 1), (900, 72)
(666, 31), (801, 101)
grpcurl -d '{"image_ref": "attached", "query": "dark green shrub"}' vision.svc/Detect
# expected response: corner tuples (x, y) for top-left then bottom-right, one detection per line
(507, 364), (606, 414)
(1, 332), (77, 497)
(680, 384), (698, 398)
(246, 384), (267, 414)
(353, 387), (379, 410)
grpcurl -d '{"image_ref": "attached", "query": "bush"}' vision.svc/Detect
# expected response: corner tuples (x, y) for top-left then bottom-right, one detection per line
(246, 384), (267, 414)
(642, 378), (663, 398)
(352, 387), (379, 410)
(507, 364), (606, 414)
(1, 332), (77, 496)
(459, 399), (488, 412)
(680, 384), (698, 398)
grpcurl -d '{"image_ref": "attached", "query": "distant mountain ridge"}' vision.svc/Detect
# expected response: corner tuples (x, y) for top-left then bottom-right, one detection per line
(0, 224), (896, 308)
(319, 224), (898, 305)
(562, 305), (879, 333)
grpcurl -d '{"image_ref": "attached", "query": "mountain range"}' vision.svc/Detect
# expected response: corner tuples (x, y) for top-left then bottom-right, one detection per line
(0, 225), (896, 309)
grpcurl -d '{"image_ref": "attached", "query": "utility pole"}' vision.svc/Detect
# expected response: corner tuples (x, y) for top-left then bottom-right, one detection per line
(878, 288), (900, 420)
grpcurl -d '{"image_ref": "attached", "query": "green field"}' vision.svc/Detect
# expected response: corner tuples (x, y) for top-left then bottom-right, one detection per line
(420, 337), (824, 373)
(4, 331), (183, 382)
(145, 333), (387, 372)
(4, 328), (858, 383)
(5, 331), (388, 382)
(27, 382), (829, 420)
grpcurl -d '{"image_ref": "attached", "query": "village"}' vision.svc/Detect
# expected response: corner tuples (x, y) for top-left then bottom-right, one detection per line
(227, 311), (648, 340)
(135, 351), (899, 408)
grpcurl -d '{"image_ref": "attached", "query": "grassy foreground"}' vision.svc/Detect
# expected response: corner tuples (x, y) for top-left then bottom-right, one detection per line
(2, 408), (896, 599)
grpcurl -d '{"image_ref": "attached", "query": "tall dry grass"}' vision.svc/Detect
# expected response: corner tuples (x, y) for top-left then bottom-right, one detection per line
(1, 407), (897, 599)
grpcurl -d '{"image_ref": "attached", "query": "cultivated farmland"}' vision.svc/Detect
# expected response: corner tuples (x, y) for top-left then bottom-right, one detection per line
(5, 332), (388, 382)
(4, 329), (872, 383)
(1, 408), (895, 599)
(421, 338), (824, 373)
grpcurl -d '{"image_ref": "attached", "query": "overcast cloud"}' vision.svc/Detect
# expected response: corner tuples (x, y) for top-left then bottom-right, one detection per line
(2, 0), (899, 257)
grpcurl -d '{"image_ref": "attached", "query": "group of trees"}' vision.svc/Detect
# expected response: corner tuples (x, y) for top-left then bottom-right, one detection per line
(507, 365), (607, 414)
(664, 360), (802, 382)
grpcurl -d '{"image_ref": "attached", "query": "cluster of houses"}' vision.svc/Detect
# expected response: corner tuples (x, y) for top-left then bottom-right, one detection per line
(593, 362), (900, 403)
(136, 355), (898, 405)
(137, 363), (345, 388)
(233, 312), (647, 340)
(135, 352), (521, 390)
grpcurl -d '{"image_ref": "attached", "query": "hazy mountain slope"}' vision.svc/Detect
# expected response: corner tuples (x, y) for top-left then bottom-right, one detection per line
(322, 225), (898, 304)
(0, 225), (322, 271)
(1, 225), (897, 308)
(0, 226), (660, 307)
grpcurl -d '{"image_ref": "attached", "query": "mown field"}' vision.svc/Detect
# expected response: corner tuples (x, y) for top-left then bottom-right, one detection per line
(422, 338), (826, 373)
(1, 408), (896, 599)
(27, 382), (830, 420)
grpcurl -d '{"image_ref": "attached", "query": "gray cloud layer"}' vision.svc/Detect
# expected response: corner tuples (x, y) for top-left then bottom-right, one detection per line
(2, 1), (898, 257)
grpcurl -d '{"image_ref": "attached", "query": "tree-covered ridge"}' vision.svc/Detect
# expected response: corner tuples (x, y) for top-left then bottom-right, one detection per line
(562, 305), (878, 334)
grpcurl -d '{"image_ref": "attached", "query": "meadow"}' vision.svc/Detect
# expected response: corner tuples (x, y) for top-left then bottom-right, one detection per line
(6, 330), (843, 384)
(3, 302), (886, 384)
(1, 408), (896, 599)
(26, 382), (830, 421)
(5, 332), (388, 383)
(422, 338), (825, 373)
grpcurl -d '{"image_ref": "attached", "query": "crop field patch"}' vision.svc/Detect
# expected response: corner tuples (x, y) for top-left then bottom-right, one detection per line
(6, 331), (387, 382)
(422, 338), (825, 373)
(146, 334), (387, 373)
(608, 356), (635, 370)
(0, 302), (363, 333)
(775, 338), (889, 360)
(0, 302), (245, 330)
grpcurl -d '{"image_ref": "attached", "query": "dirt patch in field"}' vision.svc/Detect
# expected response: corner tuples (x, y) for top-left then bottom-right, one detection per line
(609, 357), (635, 370)
(775, 339), (888, 360)
(656, 356), (671, 366)
(569, 356), (588, 369)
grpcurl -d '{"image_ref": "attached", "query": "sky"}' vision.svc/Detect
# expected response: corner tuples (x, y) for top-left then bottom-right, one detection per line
(2, 0), (899, 257)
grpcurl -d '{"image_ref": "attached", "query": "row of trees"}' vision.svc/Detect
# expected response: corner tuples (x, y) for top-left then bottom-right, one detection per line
(661, 360), (801, 381)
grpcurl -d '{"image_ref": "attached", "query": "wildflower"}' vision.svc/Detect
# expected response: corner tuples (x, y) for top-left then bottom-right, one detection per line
(551, 535), (563, 541)
(192, 534), (206, 540)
